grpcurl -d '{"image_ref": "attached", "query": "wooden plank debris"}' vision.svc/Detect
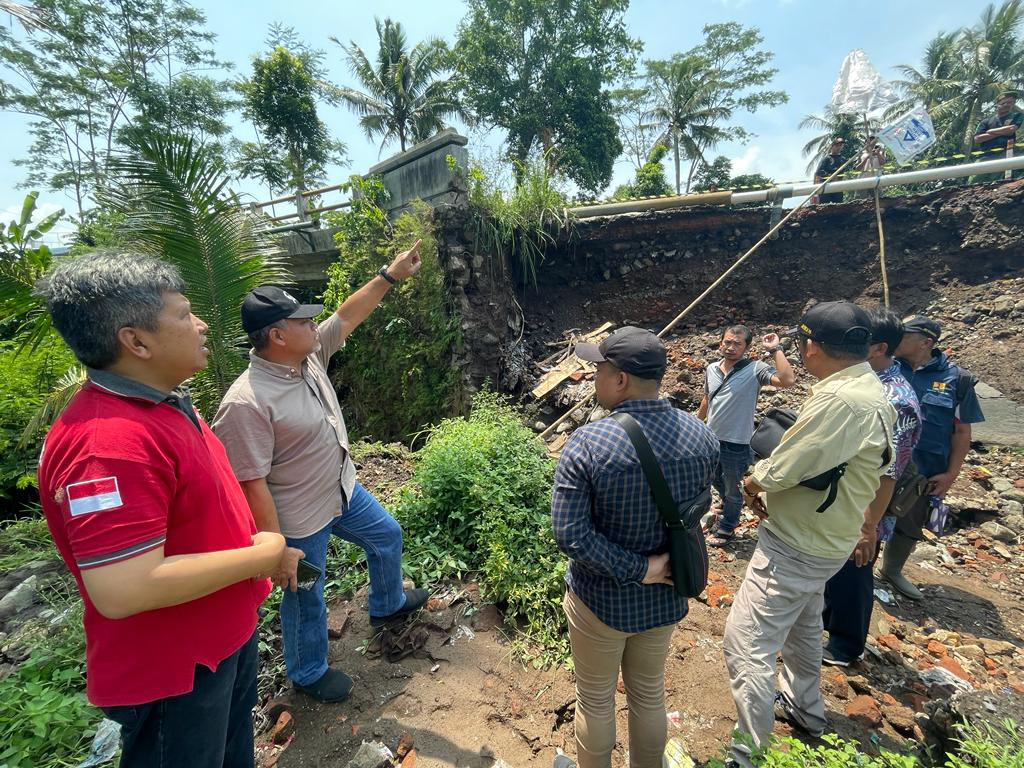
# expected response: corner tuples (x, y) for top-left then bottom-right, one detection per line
(530, 322), (613, 400)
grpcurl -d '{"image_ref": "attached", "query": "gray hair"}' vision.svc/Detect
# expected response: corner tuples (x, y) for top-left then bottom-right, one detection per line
(247, 319), (287, 351)
(36, 251), (186, 369)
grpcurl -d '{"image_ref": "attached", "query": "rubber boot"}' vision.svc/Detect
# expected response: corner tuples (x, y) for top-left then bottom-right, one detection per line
(878, 533), (923, 600)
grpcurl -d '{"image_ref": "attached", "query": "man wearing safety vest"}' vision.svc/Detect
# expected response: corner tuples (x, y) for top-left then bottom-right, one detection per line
(881, 315), (984, 599)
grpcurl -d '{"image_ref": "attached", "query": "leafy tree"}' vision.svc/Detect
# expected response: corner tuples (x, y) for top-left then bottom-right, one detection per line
(894, 0), (1024, 156)
(729, 172), (773, 190)
(612, 142), (672, 200)
(645, 55), (728, 195)
(454, 0), (640, 193)
(330, 17), (466, 153)
(0, 0), (233, 218)
(236, 42), (345, 194)
(692, 155), (732, 191)
(692, 155), (773, 193)
(646, 23), (788, 194)
(610, 85), (663, 170)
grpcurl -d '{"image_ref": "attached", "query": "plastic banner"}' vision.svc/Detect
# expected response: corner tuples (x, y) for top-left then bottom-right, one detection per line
(877, 106), (937, 163)
(830, 49), (900, 118)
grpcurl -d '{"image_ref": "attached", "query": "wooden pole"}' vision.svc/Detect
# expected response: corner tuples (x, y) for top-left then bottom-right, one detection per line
(863, 114), (890, 308)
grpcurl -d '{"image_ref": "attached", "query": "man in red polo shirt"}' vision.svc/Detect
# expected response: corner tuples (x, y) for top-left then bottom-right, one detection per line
(36, 252), (292, 768)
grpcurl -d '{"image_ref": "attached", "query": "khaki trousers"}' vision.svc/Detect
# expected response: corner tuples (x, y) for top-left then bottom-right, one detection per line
(563, 590), (676, 768)
(722, 527), (846, 766)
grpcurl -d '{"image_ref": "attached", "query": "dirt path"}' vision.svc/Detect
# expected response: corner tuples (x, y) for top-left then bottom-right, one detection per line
(265, 483), (1024, 767)
(260, 340), (1024, 767)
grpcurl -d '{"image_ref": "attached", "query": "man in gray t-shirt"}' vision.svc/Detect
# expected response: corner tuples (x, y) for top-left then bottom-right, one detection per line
(696, 325), (796, 546)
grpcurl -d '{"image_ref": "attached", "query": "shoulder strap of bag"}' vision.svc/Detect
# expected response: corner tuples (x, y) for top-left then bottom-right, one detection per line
(812, 410), (893, 515)
(608, 411), (681, 527)
(706, 358), (753, 408)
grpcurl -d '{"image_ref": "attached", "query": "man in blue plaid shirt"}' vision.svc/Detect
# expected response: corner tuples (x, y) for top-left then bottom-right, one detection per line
(552, 326), (719, 768)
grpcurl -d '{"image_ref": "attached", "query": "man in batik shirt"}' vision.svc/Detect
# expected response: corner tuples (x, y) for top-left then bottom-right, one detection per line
(821, 308), (921, 666)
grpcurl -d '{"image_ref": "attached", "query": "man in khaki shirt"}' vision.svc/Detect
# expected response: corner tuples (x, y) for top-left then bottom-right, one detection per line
(722, 302), (894, 767)
(213, 241), (427, 703)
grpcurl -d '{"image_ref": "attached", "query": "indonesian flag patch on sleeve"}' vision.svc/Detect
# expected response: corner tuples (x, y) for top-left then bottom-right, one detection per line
(66, 477), (123, 517)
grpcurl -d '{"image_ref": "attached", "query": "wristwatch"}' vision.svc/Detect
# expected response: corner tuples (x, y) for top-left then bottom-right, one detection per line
(377, 265), (397, 285)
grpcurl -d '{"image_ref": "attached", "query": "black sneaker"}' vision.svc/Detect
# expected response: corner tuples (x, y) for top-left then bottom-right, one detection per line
(822, 647), (852, 667)
(296, 667), (354, 703)
(773, 692), (824, 737)
(369, 588), (430, 627)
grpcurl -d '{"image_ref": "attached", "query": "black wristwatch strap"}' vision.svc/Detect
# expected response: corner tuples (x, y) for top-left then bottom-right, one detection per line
(377, 266), (397, 285)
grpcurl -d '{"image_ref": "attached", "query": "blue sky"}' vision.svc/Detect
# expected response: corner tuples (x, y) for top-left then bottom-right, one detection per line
(0, 0), (986, 240)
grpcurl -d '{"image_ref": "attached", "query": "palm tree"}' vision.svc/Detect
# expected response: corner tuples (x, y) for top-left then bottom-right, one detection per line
(17, 134), (289, 443)
(99, 134), (290, 416)
(799, 108), (877, 176)
(644, 55), (731, 194)
(890, 32), (964, 155)
(330, 18), (467, 153)
(0, 1), (44, 28)
(894, 1), (1024, 156)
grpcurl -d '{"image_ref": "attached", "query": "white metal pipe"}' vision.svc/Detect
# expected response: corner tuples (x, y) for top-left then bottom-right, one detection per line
(731, 155), (1024, 203)
(569, 155), (1024, 218)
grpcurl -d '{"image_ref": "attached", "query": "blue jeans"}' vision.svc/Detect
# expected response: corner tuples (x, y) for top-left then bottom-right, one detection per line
(102, 631), (259, 768)
(280, 483), (405, 685)
(713, 441), (753, 535)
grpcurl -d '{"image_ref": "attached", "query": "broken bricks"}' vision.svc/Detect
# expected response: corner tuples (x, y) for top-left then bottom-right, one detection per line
(845, 695), (883, 727)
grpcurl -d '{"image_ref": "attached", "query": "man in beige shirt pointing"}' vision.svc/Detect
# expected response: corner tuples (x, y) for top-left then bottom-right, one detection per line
(722, 301), (894, 767)
(213, 241), (428, 704)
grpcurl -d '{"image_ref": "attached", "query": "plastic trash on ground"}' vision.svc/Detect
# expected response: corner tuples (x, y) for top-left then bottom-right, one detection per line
(77, 718), (121, 767)
(663, 738), (695, 768)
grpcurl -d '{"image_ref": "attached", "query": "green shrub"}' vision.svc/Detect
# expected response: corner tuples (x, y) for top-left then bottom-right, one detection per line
(454, 152), (571, 287)
(320, 179), (457, 443)
(946, 720), (1024, 768)
(707, 722), (1024, 768)
(0, 606), (98, 768)
(0, 340), (77, 505)
(718, 734), (918, 768)
(396, 392), (567, 662)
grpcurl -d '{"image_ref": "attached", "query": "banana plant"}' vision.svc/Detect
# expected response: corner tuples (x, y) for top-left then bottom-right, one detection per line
(0, 191), (64, 352)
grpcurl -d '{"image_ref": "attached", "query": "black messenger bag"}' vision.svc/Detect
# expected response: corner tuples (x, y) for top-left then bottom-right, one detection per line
(609, 412), (711, 599)
(887, 458), (928, 519)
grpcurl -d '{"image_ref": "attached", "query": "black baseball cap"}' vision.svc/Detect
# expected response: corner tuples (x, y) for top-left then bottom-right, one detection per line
(575, 326), (667, 379)
(241, 286), (323, 333)
(901, 314), (941, 341)
(785, 301), (872, 345)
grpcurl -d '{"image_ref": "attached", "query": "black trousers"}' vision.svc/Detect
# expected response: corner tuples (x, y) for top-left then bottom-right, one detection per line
(821, 549), (878, 663)
(102, 631), (259, 768)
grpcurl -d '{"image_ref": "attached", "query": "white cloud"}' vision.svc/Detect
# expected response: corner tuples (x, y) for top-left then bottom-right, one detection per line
(731, 146), (762, 175)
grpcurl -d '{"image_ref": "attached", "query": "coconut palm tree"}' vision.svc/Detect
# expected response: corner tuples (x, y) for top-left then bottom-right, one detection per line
(799, 108), (877, 175)
(894, 0), (1024, 156)
(99, 133), (290, 415)
(330, 18), (467, 153)
(644, 55), (731, 194)
(21, 133), (289, 440)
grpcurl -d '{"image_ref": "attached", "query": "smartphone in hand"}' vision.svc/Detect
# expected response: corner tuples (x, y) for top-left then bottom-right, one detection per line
(296, 558), (322, 591)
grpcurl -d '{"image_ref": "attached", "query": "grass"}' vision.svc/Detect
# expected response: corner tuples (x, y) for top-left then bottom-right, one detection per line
(0, 512), (60, 572)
